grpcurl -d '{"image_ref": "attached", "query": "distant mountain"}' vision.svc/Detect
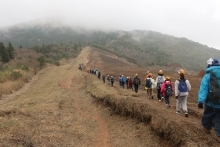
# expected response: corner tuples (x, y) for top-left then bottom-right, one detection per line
(1, 23), (220, 71)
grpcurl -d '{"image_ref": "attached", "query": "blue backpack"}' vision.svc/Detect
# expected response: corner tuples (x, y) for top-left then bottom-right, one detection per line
(178, 79), (188, 92)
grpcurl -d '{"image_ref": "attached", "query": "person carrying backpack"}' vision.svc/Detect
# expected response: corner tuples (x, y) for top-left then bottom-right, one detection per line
(145, 73), (155, 99)
(133, 74), (141, 93)
(155, 70), (165, 102)
(110, 76), (114, 87)
(161, 76), (174, 108)
(175, 69), (191, 117)
(198, 58), (220, 141)
(107, 75), (110, 85)
(102, 73), (106, 83)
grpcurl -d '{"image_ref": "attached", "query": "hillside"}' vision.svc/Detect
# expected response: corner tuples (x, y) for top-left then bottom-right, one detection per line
(1, 24), (220, 71)
(0, 47), (220, 147)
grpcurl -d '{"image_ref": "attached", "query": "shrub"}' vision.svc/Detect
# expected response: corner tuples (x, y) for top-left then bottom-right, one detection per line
(9, 71), (22, 81)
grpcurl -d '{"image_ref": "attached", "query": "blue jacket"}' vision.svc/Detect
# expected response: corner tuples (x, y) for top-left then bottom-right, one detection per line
(198, 66), (220, 108)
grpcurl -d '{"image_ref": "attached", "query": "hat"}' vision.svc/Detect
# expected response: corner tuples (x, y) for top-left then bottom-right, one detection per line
(166, 76), (170, 80)
(178, 69), (185, 75)
(158, 70), (163, 74)
(207, 58), (219, 67)
(135, 73), (138, 76)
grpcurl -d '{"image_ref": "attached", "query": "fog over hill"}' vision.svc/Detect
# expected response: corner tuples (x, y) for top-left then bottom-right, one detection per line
(1, 22), (220, 71)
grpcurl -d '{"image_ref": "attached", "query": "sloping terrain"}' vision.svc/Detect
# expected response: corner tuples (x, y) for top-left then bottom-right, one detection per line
(0, 47), (219, 147)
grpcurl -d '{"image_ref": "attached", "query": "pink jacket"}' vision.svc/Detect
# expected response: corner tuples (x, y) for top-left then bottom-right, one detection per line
(160, 81), (174, 96)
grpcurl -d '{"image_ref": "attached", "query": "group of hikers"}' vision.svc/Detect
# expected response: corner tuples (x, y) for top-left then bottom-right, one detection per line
(86, 57), (220, 142)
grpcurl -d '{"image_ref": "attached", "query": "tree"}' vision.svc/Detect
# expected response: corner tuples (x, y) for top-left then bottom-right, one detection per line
(7, 42), (15, 59)
(0, 42), (10, 63)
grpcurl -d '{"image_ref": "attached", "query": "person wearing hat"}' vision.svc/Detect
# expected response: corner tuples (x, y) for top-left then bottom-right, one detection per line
(198, 58), (220, 141)
(145, 73), (155, 99)
(133, 73), (141, 93)
(110, 76), (114, 87)
(161, 76), (174, 108)
(155, 70), (165, 102)
(174, 69), (191, 117)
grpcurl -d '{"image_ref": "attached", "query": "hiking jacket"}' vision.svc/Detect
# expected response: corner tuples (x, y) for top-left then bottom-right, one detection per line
(198, 66), (220, 108)
(133, 77), (141, 85)
(174, 79), (191, 97)
(161, 81), (174, 96)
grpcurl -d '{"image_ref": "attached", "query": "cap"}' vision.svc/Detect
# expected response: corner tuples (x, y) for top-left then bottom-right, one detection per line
(166, 76), (170, 80)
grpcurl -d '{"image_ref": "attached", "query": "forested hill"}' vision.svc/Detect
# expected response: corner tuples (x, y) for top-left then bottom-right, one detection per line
(1, 24), (220, 71)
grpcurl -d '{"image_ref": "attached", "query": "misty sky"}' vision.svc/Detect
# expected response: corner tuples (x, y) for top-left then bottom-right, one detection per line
(1, 0), (220, 49)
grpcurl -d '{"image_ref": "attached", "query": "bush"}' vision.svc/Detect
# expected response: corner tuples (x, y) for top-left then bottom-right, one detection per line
(20, 64), (29, 71)
(9, 71), (22, 81)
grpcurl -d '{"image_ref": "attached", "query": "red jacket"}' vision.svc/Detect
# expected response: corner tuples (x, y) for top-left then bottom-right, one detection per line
(160, 81), (174, 96)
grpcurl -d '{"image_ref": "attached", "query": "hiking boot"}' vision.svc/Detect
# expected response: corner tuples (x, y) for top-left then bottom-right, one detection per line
(203, 127), (211, 134)
(151, 96), (153, 99)
(176, 111), (180, 114)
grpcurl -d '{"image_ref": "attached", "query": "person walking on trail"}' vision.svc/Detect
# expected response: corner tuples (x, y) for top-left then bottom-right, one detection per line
(110, 76), (114, 87)
(133, 74), (141, 93)
(145, 73), (155, 99)
(102, 73), (106, 83)
(155, 70), (165, 102)
(175, 69), (191, 117)
(121, 75), (126, 89)
(127, 77), (133, 90)
(161, 76), (174, 108)
(107, 75), (110, 85)
(197, 58), (220, 141)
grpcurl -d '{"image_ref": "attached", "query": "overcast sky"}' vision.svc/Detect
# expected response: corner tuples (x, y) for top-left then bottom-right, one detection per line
(1, 0), (220, 49)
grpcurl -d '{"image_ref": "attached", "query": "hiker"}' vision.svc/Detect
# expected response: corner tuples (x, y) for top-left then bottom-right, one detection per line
(110, 76), (114, 87)
(126, 77), (129, 89)
(102, 73), (106, 83)
(133, 74), (141, 93)
(118, 74), (122, 87)
(79, 64), (82, 71)
(155, 70), (165, 102)
(175, 69), (191, 117)
(121, 75), (126, 89)
(107, 75), (110, 85)
(144, 71), (151, 80)
(98, 71), (101, 79)
(145, 73), (155, 99)
(198, 58), (220, 141)
(127, 77), (133, 90)
(161, 76), (174, 108)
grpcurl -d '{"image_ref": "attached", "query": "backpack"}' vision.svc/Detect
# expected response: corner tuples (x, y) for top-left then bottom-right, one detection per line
(207, 70), (220, 104)
(145, 79), (152, 88)
(178, 79), (188, 92)
(134, 78), (139, 85)
(165, 83), (172, 96)
(157, 76), (164, 89)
